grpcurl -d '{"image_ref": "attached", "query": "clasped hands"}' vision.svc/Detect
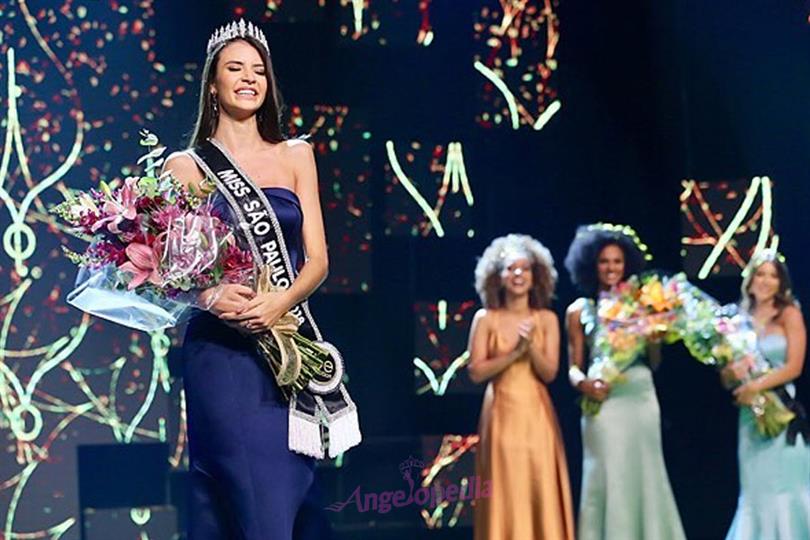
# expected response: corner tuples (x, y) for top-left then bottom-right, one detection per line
(580, 329), (666, 403)
(514, 317), (536, 356)
(719, 356), (761, 406)
(205, 284), (291, 334)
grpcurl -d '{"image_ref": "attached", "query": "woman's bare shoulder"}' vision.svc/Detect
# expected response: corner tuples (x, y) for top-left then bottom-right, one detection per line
(566, 297), (588, 318)
(780, 304), (805, 326)
(163, 151), (205, 189)
(473, 308), (493, 326)
(279, 138), (315, 165)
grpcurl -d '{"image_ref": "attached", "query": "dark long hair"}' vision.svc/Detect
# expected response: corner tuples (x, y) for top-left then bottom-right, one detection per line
(189, 36), (285, 147)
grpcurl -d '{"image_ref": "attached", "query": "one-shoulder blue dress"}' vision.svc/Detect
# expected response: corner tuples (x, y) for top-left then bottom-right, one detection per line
(182, 187), (332, 540)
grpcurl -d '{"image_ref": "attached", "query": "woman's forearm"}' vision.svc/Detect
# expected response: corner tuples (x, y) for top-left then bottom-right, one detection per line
(751, 364), (802, 393)
(469, 350), (520, 384)
(275, 255), (328, 313)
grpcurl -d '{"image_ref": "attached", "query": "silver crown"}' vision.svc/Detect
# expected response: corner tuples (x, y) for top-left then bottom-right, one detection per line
(206, 19), (269, 57)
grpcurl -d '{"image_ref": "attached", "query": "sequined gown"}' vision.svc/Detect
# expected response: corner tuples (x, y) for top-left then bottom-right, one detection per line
(474, 310), (575, 540)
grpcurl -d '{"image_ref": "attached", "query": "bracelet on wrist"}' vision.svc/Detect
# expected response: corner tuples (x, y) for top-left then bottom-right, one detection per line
(568, 365), (586, 388)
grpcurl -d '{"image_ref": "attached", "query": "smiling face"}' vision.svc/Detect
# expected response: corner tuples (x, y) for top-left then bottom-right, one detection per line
(596, 243), (625, 289)
(748, 261), (781, 305)
(500, 255), (533, 298)
(210, 40), (268, 118)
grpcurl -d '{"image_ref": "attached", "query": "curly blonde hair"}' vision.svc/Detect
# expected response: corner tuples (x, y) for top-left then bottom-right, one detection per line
(474, 234), (558, 309)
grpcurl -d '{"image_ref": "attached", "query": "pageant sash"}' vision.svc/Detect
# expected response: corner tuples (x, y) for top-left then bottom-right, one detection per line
(188, 139), (361, 459)
(773, 386), (810, 446)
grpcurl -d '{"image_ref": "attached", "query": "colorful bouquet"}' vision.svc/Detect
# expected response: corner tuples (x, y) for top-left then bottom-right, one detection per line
(581, 273), (684, 415)
(54, 131), (330, 400)
(53, 131), (252, 330)
(677, 288), (795, 438)
(584, 271), (794, 437)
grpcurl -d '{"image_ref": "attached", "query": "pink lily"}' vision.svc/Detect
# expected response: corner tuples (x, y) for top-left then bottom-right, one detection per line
(91, 177), (139, 234)
(119, 242), (163, 289)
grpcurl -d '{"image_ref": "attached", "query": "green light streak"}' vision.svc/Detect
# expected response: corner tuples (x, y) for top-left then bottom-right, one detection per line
(4, 462), (37, 538)
(0, 361), (25, 406)
(0, 15), (175, 535)
(130, 507), (151, 526)
(437, 300), (447, 331)
(0, 47), (84, 276)
(351, 0), (364, 35)
(752, 176), (773, 260)
(108, 357), (127, 436)
(698, 176), (762, 279)
(3, 515), (74, 540)
(26, 322), (89, 397)
(8, 403), (42, 443)
(0, 279), (32, 412)
(425, 142), (473, 237)
(0, 49), (21, 219)
(533, 99), (561, 130)
(446, 142), (473, 206)
(124, 331), (169, 443)
(413, 351), (470, 396)
(32, 398), (160, 440)
(473, 61), (520, 129)
(422, 500), (448, 528)
(66, 362), (125, 441)
(385, 141), (445, 237)
(18, 0), (72, 79)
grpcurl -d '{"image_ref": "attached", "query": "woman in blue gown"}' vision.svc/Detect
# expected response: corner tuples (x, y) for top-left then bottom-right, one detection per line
(163, 21), (334, 540)
(724, 252), (810, 539)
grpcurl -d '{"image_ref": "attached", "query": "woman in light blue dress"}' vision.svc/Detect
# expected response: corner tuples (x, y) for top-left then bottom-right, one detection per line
(724, 252), (810, 540)
(564, 224), (686, 540)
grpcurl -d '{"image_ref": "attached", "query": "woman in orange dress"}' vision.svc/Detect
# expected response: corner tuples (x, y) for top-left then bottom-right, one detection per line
(468, 234), (575, 540)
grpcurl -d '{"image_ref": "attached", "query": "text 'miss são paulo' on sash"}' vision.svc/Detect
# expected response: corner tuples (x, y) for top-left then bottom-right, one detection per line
(189, 138), (361, 459)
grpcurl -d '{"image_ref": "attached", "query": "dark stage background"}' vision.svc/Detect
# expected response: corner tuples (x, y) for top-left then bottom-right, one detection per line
(0, 1), (809, 539)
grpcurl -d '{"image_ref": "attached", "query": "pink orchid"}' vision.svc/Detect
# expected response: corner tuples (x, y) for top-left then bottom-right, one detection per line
(119, 242), (163, 289)
(91, 177), (139, 234)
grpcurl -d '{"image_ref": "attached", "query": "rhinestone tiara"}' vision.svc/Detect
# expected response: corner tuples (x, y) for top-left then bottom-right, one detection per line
(581, 222), (653, 261)
(206, 19), (269, 57)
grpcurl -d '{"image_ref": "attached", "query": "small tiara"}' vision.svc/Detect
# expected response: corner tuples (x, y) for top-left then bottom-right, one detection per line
(747, 247), (786, 269)
(742, 237), (783, 276)
(582, 222), (653, 261)
(498, 245), (530, 260)
(206, 19), (269, 57)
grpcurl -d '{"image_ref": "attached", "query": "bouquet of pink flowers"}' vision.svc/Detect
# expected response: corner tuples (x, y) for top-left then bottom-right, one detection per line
(54, 131), (333, 401)
(52, 130), (254, 331)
